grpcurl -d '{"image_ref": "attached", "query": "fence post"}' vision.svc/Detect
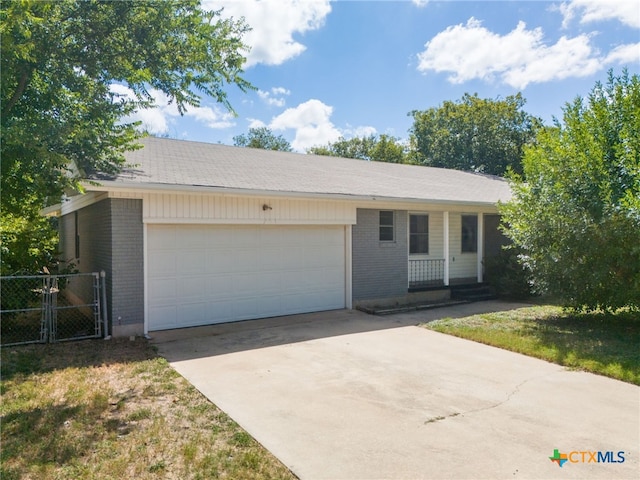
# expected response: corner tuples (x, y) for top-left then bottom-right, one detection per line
(45, 276), (59, 343)
(40, 276), (50, 343)
(100, 270), (111, 340)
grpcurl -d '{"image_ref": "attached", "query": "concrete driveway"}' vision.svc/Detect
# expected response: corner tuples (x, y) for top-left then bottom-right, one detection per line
(152, 301), (639, 480)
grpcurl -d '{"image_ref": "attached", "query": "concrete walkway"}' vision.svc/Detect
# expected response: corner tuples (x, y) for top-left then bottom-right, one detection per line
(152, 301), (639, 480)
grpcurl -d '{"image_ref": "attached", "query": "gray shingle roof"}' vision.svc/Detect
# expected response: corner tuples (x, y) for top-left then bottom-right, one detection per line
(96, 136), (512, 205)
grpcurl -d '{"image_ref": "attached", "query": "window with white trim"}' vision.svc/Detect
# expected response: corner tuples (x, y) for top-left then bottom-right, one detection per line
(379, 211), (394, 241)
(409, 214), (429, 254)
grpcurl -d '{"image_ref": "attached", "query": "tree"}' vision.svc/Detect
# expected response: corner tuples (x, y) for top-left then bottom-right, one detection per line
(233, 127), (292, 151)
(1, 0), (252, 274)
(500, 70), (640, 311)
(308, 134), (407, 163)
(408, 93), (541, 176)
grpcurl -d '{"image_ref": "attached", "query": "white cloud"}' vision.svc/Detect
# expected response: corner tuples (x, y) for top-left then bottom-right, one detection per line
(110, 84), (169, 134)
(187, 105), (236, 129)
(268, 99), (341, 151)
(501, 34), (603, 89)
(415, 17), (624, 89)
(265, 99), (377, 151)
(247, 117), (267, 129)
(209, 0), (332, 67)
(343, 125), (377, 138)
(412, 0), (429, 7)
(257, 86), (291, 107)
(604, 42), (640, 64)
(558, 0), (640, 29)
(109, 84), (235, 135)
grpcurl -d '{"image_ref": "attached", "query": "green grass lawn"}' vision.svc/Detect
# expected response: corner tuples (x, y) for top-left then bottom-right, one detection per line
(422, 305), (640, 385)
(0, 339), (296, 480)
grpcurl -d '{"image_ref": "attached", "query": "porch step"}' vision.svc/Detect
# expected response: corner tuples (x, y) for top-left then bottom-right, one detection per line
(450, 284), (497, 302)
(356, 299), (468, 316)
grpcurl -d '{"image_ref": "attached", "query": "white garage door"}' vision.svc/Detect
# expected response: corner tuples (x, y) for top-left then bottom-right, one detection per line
(147, 224), (346, 331)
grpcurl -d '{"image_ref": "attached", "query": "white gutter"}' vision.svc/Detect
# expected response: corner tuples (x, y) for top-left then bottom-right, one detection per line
(81, 180), (508, 208)
(40, 204), (62, 217)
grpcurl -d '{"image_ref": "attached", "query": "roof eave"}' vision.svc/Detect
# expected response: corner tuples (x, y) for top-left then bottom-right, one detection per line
(40, 203), (62, 217)
(81, 180), (506, 208)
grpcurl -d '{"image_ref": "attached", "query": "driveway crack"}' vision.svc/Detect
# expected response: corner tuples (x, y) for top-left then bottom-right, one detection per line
(423, 371), (559, 425)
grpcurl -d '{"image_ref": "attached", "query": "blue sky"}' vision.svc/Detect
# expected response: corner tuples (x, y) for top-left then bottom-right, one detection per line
(117, 0), (640, 152)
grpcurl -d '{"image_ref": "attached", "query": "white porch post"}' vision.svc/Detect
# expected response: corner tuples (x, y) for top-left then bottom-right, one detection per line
(477, 212), (484, 283)
(345, 225), (353, 309)
(443, 211), (450, 286)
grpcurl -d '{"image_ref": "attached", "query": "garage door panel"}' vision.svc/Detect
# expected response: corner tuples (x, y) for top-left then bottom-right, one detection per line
(149, 304), (178, 330)
(321, 227), (344, 244)
(281, 271), (336, 292)
(233, 296), (282, 320)
(282, 292), (341, 313)
(148, 225), (176, 250)
(207, 228), (235, 246)
(232, 272), (282, 294)
(325, 245), (346, 265)
(181, 226), (209, 248)
(257, 247), (283, 270)
(206, 249), (235, 273)
(321, 266), (345, 284)
(149, 278), (177, 303)
(178, 302), (207, 326)
(281, 228), (307, 244)
(205, 300), (233, 322)
(148, 225), (346, 330)
(206, 275), (235, 299)
(285, 246), (308, 266)
(308, 252), (332, 268)
(232, 248), (263, 272)
(232, 296), (263, 319)
(254, 272), (283, 293)
(280, 272), (308, 291)
(148, 252), (177, 277)
(179, 251), (209, 275)
(259, 228), (284, 246)
(233, 226), (259, 246)
(177, 277), (209, 299)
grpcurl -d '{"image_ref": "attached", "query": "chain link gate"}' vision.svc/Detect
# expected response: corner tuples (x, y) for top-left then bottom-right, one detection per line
(0, 272), (106, 346)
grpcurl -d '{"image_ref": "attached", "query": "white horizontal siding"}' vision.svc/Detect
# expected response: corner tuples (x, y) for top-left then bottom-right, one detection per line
(133, 193), (356, 225)
(429, 213), (444, 259)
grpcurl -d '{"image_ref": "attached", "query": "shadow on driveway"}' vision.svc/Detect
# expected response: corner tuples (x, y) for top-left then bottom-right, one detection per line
(153, 299), (640, 480)
(149, 300), (531, 360)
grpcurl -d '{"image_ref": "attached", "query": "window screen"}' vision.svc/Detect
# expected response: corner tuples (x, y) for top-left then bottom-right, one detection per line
(461, 215), (478, 253)
(409, 214), (429, 254)
(379, 211), (394, 241)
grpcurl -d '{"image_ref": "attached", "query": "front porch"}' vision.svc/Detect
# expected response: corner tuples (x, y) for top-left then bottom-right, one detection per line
(406, 210), (489, 291)
(352, 208), (506, 305)
(409, 258), (446, 289)
(408, 259), (479, 290)
(354, 281), (496, 315)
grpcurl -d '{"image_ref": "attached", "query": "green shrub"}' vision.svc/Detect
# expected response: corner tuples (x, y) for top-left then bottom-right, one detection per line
(484, 247), (534, 300)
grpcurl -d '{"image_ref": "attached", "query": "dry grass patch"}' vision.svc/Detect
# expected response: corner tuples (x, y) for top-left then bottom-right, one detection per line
(0, 338), (296, 480)
(422, 305), (640, 385)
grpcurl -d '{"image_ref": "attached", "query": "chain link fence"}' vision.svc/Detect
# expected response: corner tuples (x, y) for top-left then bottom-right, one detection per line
(1, 272), (107, 346)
